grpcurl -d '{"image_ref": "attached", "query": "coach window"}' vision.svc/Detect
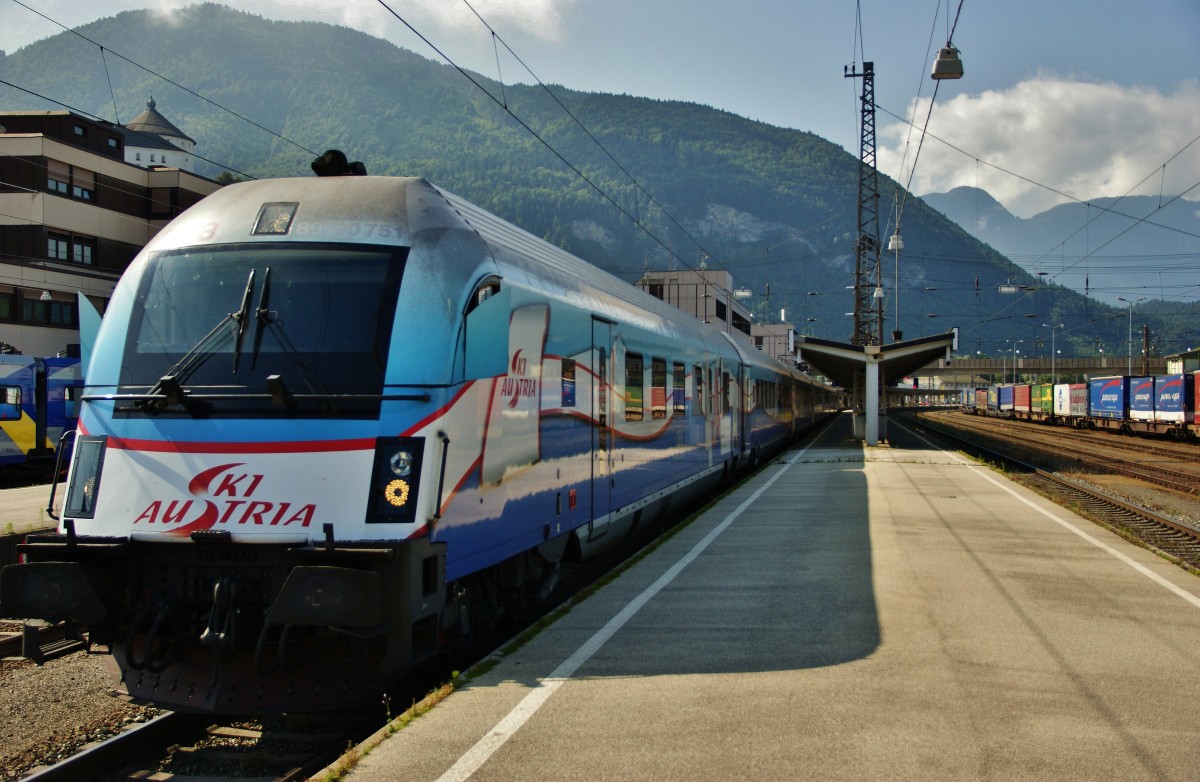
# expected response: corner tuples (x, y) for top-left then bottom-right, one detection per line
(625, 353), (644, 421)
(651, 357), (667, 419)
(0, 385), (20, 420)
(561, 358), (576, 408)
(672, 362), (686, 416)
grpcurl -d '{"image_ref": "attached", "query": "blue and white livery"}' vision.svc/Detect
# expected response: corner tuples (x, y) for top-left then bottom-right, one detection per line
(2, 175), (836, 712)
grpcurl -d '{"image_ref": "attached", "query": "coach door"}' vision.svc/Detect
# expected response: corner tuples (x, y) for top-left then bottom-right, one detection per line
(589, 318), (614, 539)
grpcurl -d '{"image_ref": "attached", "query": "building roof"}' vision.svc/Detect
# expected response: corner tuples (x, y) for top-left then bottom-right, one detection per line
(124, 97), (195, 145)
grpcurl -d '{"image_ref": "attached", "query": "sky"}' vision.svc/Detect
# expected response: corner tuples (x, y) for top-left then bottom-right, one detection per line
(2, 0), (1199, 220)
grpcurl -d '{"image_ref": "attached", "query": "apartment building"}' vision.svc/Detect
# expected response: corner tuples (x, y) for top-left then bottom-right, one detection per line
(0, 106), (219, 356)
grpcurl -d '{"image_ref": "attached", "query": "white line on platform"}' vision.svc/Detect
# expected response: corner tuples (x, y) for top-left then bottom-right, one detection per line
(434, 441), (818, 782)
(903, 421), (1200, 611)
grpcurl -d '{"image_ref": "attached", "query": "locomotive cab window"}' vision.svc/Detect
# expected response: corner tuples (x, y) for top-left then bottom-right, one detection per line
(119, 242), (407, 418)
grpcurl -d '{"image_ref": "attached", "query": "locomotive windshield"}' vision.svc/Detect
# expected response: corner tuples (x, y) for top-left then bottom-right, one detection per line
(119, 242), (406, 417)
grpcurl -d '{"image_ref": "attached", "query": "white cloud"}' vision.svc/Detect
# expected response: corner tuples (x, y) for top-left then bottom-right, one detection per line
(879, 76), (1200, 218)
(241, 0), (573, 44)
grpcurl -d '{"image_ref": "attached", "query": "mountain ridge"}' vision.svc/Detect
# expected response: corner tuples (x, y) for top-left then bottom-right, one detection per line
(3, 3), (1195, 356)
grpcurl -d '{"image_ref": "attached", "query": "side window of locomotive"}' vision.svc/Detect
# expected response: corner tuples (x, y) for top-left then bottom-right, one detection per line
(465, 276), (502, 315)
(651, 357), (667, 419)
(625, 353), (644, 422)
(0, 386), (20, 419)
(672, 363), (686, 417)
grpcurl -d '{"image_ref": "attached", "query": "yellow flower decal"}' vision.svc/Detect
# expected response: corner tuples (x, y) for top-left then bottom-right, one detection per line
(384, 479), (410, 507)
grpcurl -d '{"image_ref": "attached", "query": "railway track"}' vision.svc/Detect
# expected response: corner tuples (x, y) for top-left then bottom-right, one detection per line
(8, 417), (844, 782)
(906, 412), (1200, 571)
(925, 410), (1200, 495)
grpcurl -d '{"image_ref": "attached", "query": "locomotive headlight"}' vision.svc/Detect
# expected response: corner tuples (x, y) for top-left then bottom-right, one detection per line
(388, 450), (414, 477)
(369, 437), (423, 523)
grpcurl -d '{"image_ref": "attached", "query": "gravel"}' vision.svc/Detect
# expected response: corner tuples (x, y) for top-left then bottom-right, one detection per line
(0, 648), (161, 781)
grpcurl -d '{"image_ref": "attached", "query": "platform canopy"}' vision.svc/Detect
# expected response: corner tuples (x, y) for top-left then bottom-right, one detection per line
(797, 331), (958, 444)
(797, 331), (958, 390)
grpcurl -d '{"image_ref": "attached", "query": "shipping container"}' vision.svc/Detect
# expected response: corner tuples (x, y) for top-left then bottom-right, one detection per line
(1129, 376), (1155, 421)
(1088, 376), (1129, 420)
(974, 388), (988, 411)
(1033, 384), (1053, 415)
(998, 384), (1014, 411)
(987, 386), (999, 410)
(1153, 373), (1194, 424)
(1013, 384), (1032, 413)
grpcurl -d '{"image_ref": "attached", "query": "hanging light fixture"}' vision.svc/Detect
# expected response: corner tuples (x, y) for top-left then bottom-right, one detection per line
(931, 45), (964, 80)
(887, 232), (904, 251)
(39, 290), (52, 301)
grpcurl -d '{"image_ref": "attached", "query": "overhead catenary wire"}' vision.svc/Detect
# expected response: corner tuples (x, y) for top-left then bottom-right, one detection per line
(371, 0), (720, 280)
(8, 0), (321, 160)
(0, 78), (259, 182)
(458, 0), (725, 278)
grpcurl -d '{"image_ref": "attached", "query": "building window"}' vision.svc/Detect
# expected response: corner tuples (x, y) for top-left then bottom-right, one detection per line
(135, 152), (141, 161)
(46, 160), (97, 201)
(47, 159), (70, 194)
(107, 137), (120, 149)
(74, 124), (86, 137)
(48, 232), (97, 265)
(48, 232), (69, 261)
(22, 294), (77, 327)
(72, 236), (96, 265)
(71, 167), (95, 201)
(0, 287), (14, 321)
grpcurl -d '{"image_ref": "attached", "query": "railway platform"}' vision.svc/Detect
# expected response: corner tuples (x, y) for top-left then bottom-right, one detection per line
(346, 411), (1200, 782)
(0, 482), (58, 536)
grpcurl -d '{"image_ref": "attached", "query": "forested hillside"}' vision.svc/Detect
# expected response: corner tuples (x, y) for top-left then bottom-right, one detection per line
(4, 3), (1192, 356)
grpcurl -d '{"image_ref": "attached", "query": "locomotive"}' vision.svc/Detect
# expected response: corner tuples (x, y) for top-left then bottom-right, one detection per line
(2, 172), (836, 712)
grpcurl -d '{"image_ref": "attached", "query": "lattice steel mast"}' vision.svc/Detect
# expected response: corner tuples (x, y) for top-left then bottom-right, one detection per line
(844, 61), (883, 347)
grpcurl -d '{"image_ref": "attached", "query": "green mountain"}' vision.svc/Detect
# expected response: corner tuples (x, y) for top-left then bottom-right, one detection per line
(3, 3), (1192, 357)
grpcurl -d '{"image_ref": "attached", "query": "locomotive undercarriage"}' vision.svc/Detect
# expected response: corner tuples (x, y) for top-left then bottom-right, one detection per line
(3, 528), (447, 712)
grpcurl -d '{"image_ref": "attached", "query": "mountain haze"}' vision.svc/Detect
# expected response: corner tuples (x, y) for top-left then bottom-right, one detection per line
(4, 4), (1193, 357)
(923, 186), (1200, 304)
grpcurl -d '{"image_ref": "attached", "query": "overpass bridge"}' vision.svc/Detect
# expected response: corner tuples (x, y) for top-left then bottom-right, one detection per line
(910, 356), (1167, 386)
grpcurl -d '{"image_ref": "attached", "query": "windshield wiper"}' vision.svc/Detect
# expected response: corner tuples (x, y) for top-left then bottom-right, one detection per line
(137, 269), (256, 413)
(231, 268), (256, 373)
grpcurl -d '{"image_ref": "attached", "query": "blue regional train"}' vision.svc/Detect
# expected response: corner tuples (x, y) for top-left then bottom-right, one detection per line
(0, 355), (82, 475)
(1, 171), (837, 712)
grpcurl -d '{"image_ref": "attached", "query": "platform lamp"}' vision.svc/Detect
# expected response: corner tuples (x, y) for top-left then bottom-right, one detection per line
(931, 45), (964, 80)
(888, 227), (903, 342)
(1115, 297), (1145, 375)
(1042, 323), (1064, 384)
